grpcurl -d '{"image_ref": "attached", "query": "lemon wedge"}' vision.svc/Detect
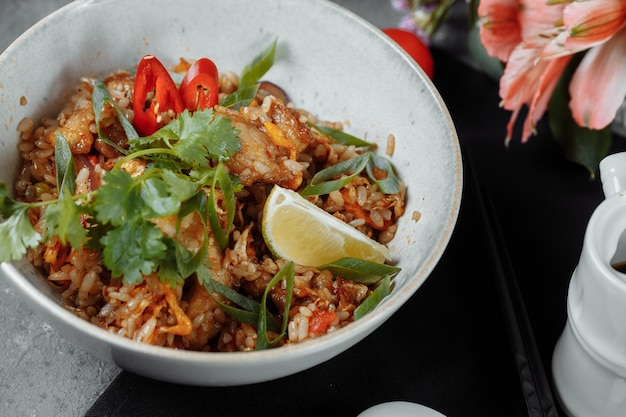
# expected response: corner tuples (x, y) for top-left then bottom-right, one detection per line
(262, 185), (391, 266)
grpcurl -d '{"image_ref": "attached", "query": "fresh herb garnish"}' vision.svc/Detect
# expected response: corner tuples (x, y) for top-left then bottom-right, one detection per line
(318, 257), (400, 285)
(91, 78), (136, 154)
(0, 89), (243, 288)
(319, 258), (399, 320)
(300, 151), (401, 196)
(353, 274), (393, 320)
(220, 38), (277, 109)
(307, 123), (375, 148)
(198, 261), (295, 349)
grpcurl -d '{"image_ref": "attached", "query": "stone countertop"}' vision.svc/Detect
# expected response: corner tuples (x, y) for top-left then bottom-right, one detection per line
(0, 1), (401, 416)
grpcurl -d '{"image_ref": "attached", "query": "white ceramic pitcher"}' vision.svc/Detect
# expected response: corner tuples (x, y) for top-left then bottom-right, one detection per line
(553, 152), (626, 417)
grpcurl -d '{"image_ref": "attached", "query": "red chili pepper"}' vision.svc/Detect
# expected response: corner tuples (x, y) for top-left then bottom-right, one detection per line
(133, 55), (184, 136)
(178, 58), (219, 111)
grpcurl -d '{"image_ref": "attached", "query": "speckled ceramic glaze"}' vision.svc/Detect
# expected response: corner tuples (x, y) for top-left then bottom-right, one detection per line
(0, 0), (461, 385)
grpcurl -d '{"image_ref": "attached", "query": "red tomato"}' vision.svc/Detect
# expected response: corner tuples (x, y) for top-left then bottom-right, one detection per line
(382, 28), (434, 79)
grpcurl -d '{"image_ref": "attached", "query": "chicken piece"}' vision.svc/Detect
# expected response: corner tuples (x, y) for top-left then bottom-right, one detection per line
(216, 99), (314, 189)
(54, 108), (95, 154)
(182, 230), (238, 350)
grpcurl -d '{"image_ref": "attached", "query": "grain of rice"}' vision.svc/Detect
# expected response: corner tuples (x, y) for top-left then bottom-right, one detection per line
(386, 133), (396, 156)
(349, 218), (366, 228)
(336, 310), (350, 321)
(357, 185), (368, 206)
(298, 306), (313, 317)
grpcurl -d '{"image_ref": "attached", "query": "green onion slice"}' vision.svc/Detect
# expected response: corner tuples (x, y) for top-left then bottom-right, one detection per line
(256, 261), (294, 350)
(239, 38), (277, 88)
(200, 275), (281, 333)
(54, 131), (77, 198)
(353, 275), (393, 320)
(91, 78), (136, 154)
(366, 153), (401, 195)
(300, 152), (370, 196)
(208, 163), (236, 250)
(307, 123), (374, 148)
(318, 257), (400, 285)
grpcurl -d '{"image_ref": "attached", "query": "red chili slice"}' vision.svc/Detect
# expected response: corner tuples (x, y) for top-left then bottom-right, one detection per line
(133, 55), (184, 136)
(178, 58), (219, 111)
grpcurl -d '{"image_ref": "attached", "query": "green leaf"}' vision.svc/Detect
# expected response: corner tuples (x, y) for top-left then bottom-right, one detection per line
(0, 205), (42, 262)
(219, 84), (259, 110)
(173, 192), (209, 280)
(256, 261), (294, 350)
(353, 275), (392, 320)
(366, 153), (401, 194)
(161, 169), (200, 201)
(140, 176), (181, 218)
(0, 183), (30, 219)
(240, 39), (277, 88)
(318, 257), (401, 285)
(95, 169), (141, 226)
(199, 274), (281, 333)
(42, 192), (88, 248)
(92, 78), (136, 153)
(153, 237), (187, 288)
(307, 123), (374, 148)
(549, 53), (611, 178)
(54, 132), (76, 198)
(300, 152), (371, 196)
(100, 219), (167, 284)
(208, 163), (236, 250)
(148, 110), (241, 166)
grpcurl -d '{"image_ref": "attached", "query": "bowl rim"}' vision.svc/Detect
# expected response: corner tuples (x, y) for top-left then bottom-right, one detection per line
(0, 0), (463, 384)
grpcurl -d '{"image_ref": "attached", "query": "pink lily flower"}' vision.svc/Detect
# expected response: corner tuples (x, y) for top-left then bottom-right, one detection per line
(478, 0), (626, 143)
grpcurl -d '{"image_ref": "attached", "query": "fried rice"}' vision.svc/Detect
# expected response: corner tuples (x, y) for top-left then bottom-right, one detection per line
(14, 62), (406, 352)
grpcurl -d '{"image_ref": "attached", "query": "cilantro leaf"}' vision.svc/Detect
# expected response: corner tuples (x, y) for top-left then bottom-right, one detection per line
(170, 112), (241, 166)
(42, 192), (88, 248)
(140, 175), (181, 218)
(95, 169), (141, 226)
(161, 169), (200, 201)
(0, 183), (12, 217)
(137, 110), (241, 167)
(0, 205), (41, 262)
(154, 236), (188, 288)
(100, 219), (166, 284)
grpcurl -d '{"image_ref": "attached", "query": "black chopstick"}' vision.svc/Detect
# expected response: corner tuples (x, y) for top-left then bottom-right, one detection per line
(468, 158), (560, 417)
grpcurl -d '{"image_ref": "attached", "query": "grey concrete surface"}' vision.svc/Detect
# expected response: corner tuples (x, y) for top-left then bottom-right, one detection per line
(0, 1), (402, 416)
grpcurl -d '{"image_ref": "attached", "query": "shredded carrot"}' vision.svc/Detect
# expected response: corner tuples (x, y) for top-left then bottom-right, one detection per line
(264, 122), (296, 160)
(173, 57), (192, 74)
(158, 283), (193, 336)
(340, 189), (391, 231)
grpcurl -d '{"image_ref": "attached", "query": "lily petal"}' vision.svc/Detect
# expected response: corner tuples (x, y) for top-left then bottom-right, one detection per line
(478, 0), (522, 62)
(519, 0), (567, 40)
(523, 55), (572, 142)
(569, 26), (626, 130)
(499, 35), (572, 143)
(564, 0), (626, 51)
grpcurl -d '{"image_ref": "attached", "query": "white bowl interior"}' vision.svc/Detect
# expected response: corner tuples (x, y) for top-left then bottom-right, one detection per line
(0, 0), (462, 386)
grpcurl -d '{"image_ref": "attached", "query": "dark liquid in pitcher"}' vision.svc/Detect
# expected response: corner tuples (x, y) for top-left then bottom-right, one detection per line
(612, 262), (626, 274)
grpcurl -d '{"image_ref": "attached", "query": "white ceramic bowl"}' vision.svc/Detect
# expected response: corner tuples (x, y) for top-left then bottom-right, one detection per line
(0, 0), (461, 386)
